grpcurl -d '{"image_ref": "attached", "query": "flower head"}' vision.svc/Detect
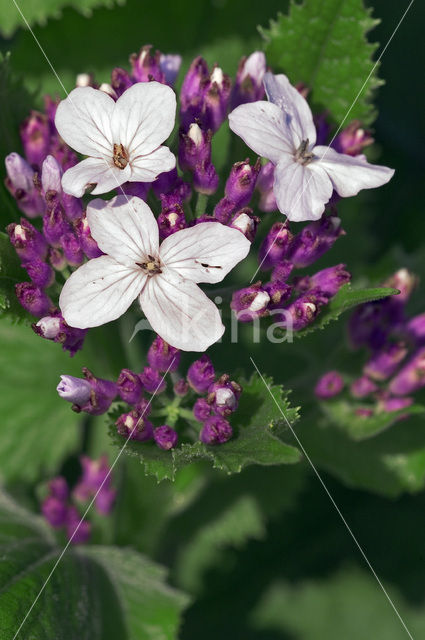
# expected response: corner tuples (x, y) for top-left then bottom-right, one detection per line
(59, 195), (250, 351)
(54, 82), (176, 197)
(229, 72), (394, 221)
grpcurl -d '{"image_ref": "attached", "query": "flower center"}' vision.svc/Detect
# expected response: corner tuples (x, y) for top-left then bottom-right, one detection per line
(136, 255), (162, 276)
(294, 139), (314, 166)
(113, 143), (129, 170)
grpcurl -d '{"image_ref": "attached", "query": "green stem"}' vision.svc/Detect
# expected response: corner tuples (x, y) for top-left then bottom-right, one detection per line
(195, 192), (208, 217)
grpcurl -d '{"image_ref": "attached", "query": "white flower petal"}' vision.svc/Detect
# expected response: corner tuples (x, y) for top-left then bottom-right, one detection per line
(264, 72), (316, 148)
(87, 195), (159, 266)
(55, 87), (114, 157)
(59, 255), (145, 329)
(274, 157), (333, 222)
(111, 82), (176, 157)
(159, 221), (251, 284)
(61, 158), (130, 197)
(139, 271), (224, 351)
(313, 145), (395, 197)
(228, 101), (293, 163)
(130, 146), (176, 183)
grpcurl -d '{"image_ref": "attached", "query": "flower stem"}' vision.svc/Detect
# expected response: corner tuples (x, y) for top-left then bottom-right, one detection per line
(195, 192), (208, 217)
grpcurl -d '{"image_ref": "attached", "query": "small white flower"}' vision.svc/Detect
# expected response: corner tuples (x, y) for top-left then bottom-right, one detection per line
(55, 82), (177, 198)
(59, 195), (251, 351)
(229, 72), (394, 222)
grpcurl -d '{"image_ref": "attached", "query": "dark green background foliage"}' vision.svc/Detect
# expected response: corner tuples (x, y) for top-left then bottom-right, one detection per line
(0, 1), (424, 638)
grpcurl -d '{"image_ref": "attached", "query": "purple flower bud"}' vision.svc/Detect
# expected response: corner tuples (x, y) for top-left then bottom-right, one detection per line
(154, 425), (178, 450)
(57, 374), (92, 405)
(117, 368), (144, 404)
(231, 51), (266, 109)
(74, 216), (103, 259)
(229, 208), (259, 242)
(332, 120), (374, 156)
(7, 219), (47, 261)
(48, 247), (67, 271)
(378, 396), (414, 413)
(5, 153), (44, 217)
(289, 216), (344, 268)
(314, 371), (344, 399)
(66, 507), (91, 544)
(389, 348), (425, 396)
(34, 312), (87, 356)
(200, 416), (233, 445)
(130, 45), (165, 83)
(147, 335), (180, 372)
(364, 342), (408, 381)
(207, 374), (242, 417)
(23, 258), (54, 289)
(296, 264), (351, 298)
(284, 292), (324, 331)
(111, 67), (134, 97)
(95, 487), (116, 515)
(174, 378), (189, 396)
(61, 368), (116, 415)
(193, 397), (212, 422)
(348, 302), (390, 351)
(140, 366), (167, 394)
(76, 455), (111, 495)
(121, 180), (150, 200)
(350, 376), (378, 398)
(383, 269), (416, 305)
(187, 355), (215, 394)
(193, 161), (219, 195)
(180, 57), (210, 128)
(213, 197), (237, 224)
(134, 395), (152, 417)
(62, 192), (83, 221)
(43, 202), (72, 246)
(224, 158), (260, 208)
(203, 66), (232, 132)
(15, 282), (52, 317)
(34, 314), (61, 340)
(271, 260), (294, 283)
(231, 283), (270, 322)
(157, 204), (187, 238)
(60, 232), (84, 266)
(259, 222), (293, 270)
(41, 154), (62, 194)
(179, 124), (212, 172)
(49, 476), (69, 501)
(116, 409), (154, 441)
(20, 111), (50, 166)
(42, 495), (68, 528)
(263, 281), (293, 310)
(256, 162), (277, 212)
(152, 167), (179, 197)
(406, 313), (425, 345)
(159, 54), (182, 86)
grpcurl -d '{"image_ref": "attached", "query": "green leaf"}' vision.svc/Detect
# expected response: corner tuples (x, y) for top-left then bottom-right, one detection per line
(108, 372), (301, 482)
(321, 398), (425, 440)
(0, 231), (32, 323)
(260, 0), (382, 124)
(0, 489), (189, 640)
(0, 322), (85, 483)
(0, 0), (127, 38)
(295, 284), (398, 338)
(251, 566), (425, 639)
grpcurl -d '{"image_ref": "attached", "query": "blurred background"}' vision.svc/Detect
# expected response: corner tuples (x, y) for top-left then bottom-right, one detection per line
(1, 1), (425, 638)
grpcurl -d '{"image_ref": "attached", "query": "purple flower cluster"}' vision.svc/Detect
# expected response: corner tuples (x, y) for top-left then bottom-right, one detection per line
(232, 214), (350, 330)
(56, 335), (242, 448)
(41, 456), (115, 544)
(316, 269), (425, 415)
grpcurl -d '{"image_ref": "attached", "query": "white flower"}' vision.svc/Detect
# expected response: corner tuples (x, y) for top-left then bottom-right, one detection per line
(55, 82), (176, 198)
(228, 72), (394, 222)
(59, 195), (251, 351)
